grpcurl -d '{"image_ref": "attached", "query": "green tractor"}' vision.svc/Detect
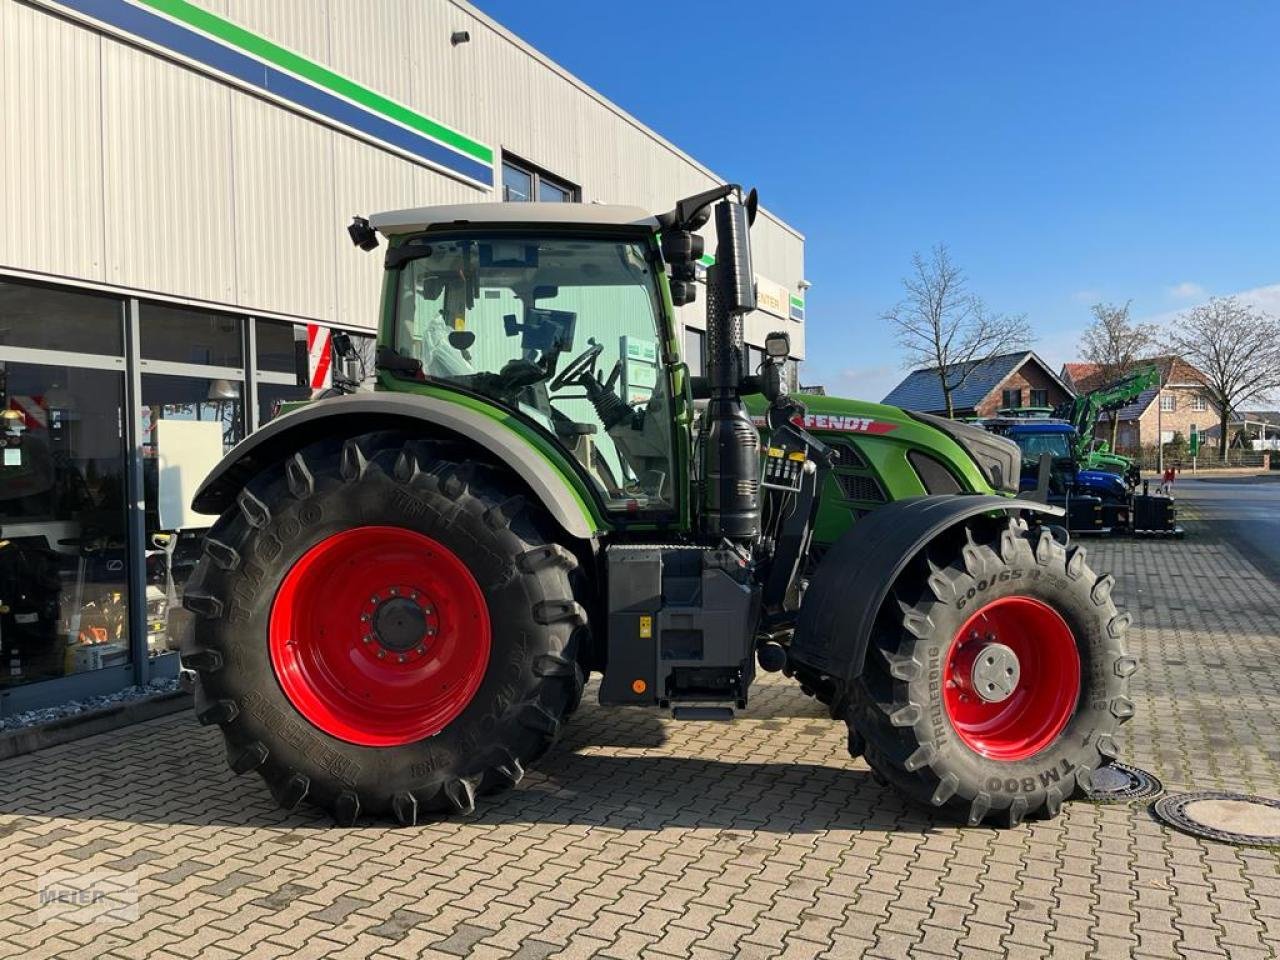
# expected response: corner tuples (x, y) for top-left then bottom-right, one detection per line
(182, 186), (1135, 828)
(1056, 366), (1161, 488)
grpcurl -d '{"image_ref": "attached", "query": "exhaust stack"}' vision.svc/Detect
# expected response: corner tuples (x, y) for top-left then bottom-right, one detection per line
(700, 191), (760, 543)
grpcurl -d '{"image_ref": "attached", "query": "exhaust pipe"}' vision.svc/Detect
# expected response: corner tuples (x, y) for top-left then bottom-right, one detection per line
(701, 192), (761, 543)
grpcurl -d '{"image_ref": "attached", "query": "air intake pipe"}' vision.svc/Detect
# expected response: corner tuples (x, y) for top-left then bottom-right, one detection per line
(700, 190), (761, 543)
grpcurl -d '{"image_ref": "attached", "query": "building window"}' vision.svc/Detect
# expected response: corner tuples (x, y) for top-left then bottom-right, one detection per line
(1160, 394), (1176, 412)
(140, 303), (243, 367)
(1030, 388), (1049, 407)
(747, 345), (765, 376)
(1191, 393), (1207, 412)
(255, 319), (310, 427)
(502, 155), (578, 203)
(0, 282), (132, 687)
(1001, 388), (1022, 409)
(0, 279), (124, 356)
(684, 327), (705, 378)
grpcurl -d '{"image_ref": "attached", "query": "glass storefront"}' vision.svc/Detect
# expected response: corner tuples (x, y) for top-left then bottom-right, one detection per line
(1, 281), (131, 690)
(255, 319), (311, 425)
(141, 371), (246, 654)
(0, 275), (371, 712)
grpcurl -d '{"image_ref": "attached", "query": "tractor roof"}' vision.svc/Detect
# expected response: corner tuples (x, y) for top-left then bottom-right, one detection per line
(369, 202), (661, 236)
(1001, 420), (1075, 435)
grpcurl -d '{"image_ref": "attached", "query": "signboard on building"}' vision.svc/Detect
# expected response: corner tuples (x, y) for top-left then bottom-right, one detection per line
(755, 276), (790, 319)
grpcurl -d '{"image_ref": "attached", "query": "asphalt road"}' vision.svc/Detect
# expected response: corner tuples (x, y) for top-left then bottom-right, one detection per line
(1175, 474), (1280, 580)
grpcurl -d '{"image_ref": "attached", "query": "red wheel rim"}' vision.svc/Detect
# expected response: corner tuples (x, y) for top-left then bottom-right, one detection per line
(942, 596), (1080, 761)
(268, 526), (491, 747)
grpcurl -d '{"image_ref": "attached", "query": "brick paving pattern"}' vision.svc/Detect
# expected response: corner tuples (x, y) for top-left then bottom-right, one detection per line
(1, 509), (1278, 959)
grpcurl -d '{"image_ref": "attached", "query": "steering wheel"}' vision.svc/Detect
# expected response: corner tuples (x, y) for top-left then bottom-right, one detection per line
(550, 340), (605, 391)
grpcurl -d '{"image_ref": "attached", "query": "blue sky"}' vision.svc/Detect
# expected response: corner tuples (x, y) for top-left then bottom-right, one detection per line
(476, 2), (1280, 400)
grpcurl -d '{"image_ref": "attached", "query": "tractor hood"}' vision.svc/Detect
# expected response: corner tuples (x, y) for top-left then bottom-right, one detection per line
(745, 394), (1019, 496)
(1076, 468), (1129, 500)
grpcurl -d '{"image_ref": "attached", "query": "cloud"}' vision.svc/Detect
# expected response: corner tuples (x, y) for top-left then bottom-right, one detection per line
(1142, 281), (1280, 329)
(1168, 281), (1205, 300)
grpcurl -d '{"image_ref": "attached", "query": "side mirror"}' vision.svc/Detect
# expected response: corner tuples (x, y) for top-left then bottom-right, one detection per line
(661, 230), (704, 307)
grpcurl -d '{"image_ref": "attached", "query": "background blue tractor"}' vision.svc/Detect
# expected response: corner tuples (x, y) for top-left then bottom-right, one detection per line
(983, 418), (1178, 534)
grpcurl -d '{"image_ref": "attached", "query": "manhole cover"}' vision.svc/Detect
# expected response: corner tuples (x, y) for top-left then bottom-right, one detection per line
(1153, 791), (1280, 847)
(1084, 762), (1163, 803)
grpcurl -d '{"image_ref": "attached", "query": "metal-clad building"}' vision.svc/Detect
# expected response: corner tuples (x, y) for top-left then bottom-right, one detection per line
(0, 0), (806, 714)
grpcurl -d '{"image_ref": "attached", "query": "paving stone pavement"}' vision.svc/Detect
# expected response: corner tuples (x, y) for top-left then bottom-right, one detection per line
(1, 511), (1278, 959)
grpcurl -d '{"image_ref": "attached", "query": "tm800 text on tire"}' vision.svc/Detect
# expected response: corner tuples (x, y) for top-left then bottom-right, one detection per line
(847, 517), (1135, 826)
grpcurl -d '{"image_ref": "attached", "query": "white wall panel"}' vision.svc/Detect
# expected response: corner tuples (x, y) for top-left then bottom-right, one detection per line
(329, 133), (416, 330)
(100, 37), (236, 302)
(0, 1), (105, 280)
(230, 92), (334, 320)
(327, 0), (416, 108)
(225, 0), (330, 63)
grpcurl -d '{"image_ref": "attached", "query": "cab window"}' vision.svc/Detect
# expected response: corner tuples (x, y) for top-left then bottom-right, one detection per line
(393, 235), (676, 515)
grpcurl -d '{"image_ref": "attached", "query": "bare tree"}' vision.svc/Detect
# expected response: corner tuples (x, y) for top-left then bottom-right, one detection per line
(883, 244), (1032, 418)
(1167, 296), (1280, 459)
(1078, 301), (1159, 446)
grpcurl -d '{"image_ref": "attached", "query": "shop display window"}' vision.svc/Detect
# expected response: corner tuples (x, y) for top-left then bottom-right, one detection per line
(0, 361), (131, 685)
(140, 373), (244, 652)
(141, 303), (242, 367)
(0, 276), (379, 700)
(0, 279), (123, 356)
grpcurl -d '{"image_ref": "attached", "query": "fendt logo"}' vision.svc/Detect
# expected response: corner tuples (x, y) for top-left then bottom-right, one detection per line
(795, 414), (898, 435)
(749, 413), (899, 434)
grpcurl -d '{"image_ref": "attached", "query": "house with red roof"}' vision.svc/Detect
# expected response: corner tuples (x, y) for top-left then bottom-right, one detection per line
(1058, 356), (1218, 453)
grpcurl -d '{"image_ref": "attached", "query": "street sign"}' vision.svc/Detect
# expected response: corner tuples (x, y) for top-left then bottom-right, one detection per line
(1190, 427), (1200, 456)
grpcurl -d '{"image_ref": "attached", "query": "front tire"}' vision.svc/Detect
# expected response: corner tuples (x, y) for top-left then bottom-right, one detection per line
(180, 432), (587, 825)
(849, 517), (1136, 826)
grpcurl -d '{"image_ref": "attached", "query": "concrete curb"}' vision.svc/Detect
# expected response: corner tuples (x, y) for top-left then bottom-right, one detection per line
(0, 690), (192, 762)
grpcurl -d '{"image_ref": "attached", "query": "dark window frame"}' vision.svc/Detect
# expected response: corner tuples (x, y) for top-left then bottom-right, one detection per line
(1001, 388), (1023, 409)
(501, 152), (580, 203)
(1029, 388), (1049, 407)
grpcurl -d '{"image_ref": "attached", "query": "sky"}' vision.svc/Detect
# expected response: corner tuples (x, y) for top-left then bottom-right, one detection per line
(475, 2), (1280, 401)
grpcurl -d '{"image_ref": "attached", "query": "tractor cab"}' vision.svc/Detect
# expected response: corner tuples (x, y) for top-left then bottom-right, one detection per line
(369, 204), (684, 520)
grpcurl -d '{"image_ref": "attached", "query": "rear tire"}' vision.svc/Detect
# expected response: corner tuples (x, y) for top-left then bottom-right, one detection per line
(848, 517), (1135, 826)
(180, 431), (587, 825)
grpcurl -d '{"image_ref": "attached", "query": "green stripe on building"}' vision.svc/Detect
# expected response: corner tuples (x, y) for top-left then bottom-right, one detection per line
(138, 0), (493, 165)
(790, 295), (805, 309)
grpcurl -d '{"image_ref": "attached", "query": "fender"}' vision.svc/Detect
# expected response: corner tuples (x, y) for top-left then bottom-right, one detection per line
(191, 393), (601, 540)
(792, 494), (1064, 683)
